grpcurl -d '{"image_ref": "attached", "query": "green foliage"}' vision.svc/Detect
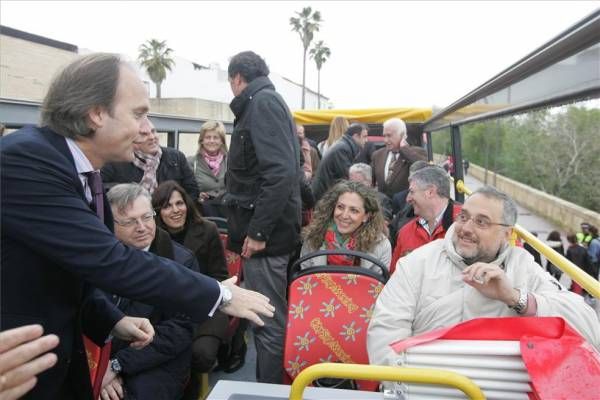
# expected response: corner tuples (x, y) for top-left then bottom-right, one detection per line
(458, 106), (599, 212)
(309, 40), (331, 70)
(290, 7), (322, 109)
(138, 39), (175, 99)
(309, 40), (331, 109)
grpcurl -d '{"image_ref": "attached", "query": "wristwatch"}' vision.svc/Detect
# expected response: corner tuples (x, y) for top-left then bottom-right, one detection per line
(508, 288), (528, 314)
(219, 284), (233, 309)
(109, 358), (122, 374)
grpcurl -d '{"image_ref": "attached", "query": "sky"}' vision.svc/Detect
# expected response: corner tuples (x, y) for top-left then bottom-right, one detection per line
(1, 1), (598, 109)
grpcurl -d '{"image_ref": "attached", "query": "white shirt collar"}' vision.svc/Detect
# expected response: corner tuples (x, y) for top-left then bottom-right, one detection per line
(418, 204), (448, 235)
(65, 137), (97, 202)
(65, 137), (95, 175)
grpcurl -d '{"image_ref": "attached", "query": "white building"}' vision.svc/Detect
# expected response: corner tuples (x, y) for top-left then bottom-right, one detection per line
(137, 55), (332, 116)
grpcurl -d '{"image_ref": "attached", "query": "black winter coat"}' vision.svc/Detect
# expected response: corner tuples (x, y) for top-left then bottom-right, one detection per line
(311, 134), (360, 201)
(101, 147), (199, 199)
(224, 76), (301, 256)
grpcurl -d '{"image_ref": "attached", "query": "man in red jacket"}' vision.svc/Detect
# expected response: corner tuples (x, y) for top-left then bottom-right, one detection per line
(391, 166), (461, 271)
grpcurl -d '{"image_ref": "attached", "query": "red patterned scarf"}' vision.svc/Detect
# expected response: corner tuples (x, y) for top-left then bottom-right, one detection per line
(324, 222), (358, 266)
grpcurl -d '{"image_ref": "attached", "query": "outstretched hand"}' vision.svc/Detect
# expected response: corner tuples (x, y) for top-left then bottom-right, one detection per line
(111, 316), (154, 349)
(219, 276), (275, 326)
(0, 324), (59, 400)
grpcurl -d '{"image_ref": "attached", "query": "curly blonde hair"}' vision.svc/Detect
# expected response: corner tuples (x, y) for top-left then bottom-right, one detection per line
(303, 180), (386, 252)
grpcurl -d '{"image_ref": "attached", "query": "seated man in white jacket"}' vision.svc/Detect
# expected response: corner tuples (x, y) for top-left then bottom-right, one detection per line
(367, 186), (600, 369)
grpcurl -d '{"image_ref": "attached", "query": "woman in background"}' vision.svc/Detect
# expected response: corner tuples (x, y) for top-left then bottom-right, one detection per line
(187, 120), (228, 217)
(317, 116), (349, 157)
(545, 230), (565, 279)
(300, 180), (390, 274)
(152, 181), (229, 381)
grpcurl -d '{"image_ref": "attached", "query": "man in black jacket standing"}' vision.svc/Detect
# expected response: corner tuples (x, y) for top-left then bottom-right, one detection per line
(225, 51), (301, 383)
(311, 123), (369, 201)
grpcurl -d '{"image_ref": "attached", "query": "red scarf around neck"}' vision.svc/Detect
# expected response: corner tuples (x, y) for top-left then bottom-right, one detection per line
(324, 223), (359, 266)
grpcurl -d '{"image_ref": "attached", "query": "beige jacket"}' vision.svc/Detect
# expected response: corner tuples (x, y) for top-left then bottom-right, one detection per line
(367, 224), (600, 368)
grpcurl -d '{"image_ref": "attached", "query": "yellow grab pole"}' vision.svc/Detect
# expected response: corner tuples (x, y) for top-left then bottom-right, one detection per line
(288, 363), (485, 400)
(515, 225), (600, 298)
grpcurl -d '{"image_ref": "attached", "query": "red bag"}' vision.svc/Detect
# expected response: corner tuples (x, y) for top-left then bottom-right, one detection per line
(391, 317), (600, 400)
(84, 336), (112, 399)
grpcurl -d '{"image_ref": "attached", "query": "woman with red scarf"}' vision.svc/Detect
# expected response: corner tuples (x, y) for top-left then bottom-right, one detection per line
(300, 180), (391, 274)
(187, 120), (228, 217)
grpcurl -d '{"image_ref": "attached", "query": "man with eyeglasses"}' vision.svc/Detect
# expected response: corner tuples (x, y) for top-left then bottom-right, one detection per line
(101, 183), (197, 400)
(367, 186), (600, 369)
(390, 166), (462, 269)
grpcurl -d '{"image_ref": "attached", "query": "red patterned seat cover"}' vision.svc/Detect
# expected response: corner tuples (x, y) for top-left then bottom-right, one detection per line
(284, 271), (385, 391)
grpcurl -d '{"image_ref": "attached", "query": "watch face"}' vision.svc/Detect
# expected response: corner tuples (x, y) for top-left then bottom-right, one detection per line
(111, 358), (121, 373)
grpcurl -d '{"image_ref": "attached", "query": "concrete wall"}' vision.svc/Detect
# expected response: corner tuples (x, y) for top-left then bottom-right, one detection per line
(468, 163), (600, 232)
(149, 98), (234, 123)
(0, 34), (77, 101)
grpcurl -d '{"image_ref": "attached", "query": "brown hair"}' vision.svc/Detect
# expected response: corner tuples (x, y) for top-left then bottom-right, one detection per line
(41, 53), (123, 139)
(303, 180), (386, 252)
(152, 180), (204, 229)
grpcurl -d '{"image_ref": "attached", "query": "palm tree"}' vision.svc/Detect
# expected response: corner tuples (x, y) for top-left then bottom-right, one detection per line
(138, 39), (175, 99)
(309, 41), (331, 110)
(290, 7), (322, 109)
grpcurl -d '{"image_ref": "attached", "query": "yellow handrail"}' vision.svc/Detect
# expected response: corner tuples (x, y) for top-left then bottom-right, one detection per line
(288, 363), (486, 400)
(455, 180), (600, 299)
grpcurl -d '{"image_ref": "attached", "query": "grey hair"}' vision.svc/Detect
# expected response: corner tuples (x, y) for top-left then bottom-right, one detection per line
(472, 186), (518, 225)
(41, 53), (124, 139)
(107, 183), (152, 215)
(349, 163), (372, 184)
(409, 166), (451, 199)
(409, 160), (430, 176)
(383, 118), (407, 139)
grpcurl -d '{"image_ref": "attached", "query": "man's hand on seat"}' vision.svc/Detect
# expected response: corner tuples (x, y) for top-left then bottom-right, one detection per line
(111, 317), (154, 349)
(219, 276), (275, 326)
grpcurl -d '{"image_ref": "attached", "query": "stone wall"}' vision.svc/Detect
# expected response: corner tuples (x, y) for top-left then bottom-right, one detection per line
(468, 163), (600, 232)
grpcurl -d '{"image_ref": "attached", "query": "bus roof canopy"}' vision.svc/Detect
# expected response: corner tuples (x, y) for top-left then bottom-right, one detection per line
(293, 107), (432, 125)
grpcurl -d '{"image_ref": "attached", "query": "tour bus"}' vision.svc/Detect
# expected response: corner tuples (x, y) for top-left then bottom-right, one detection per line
(203, 9), (600, 400)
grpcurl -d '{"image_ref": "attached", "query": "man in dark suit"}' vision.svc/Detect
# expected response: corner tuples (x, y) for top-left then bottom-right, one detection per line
(0, 53), (274, 400)
(371, 118), (427, 198)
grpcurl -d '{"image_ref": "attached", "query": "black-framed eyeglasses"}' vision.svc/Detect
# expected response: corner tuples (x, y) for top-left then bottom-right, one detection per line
(114, 211), (156, 228)
(455, 211), (511, 230)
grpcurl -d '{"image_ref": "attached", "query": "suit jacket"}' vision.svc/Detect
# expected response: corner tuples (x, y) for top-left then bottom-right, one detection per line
(371, 146), (427, 198)
(0, 126), (221, 399)
(110, 228), (197, 399)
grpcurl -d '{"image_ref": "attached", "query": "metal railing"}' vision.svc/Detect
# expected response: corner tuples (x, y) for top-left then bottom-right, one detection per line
(455, 180), (600, 299)
(288, 363), (485, 400)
